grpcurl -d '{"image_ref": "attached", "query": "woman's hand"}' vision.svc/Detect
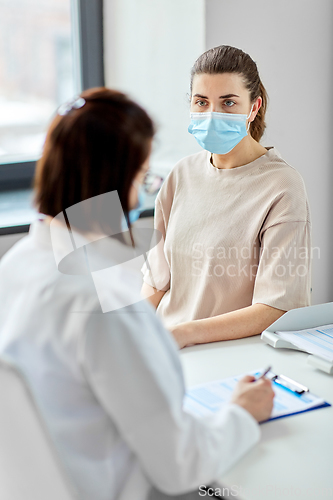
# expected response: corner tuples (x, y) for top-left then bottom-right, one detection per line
(231, 375), (275, 422)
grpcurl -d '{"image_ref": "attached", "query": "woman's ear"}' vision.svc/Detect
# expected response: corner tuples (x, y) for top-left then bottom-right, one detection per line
(249, 96), (262, 122)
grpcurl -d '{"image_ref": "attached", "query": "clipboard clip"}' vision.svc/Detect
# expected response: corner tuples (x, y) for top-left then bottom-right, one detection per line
(269, 374), (309, 394)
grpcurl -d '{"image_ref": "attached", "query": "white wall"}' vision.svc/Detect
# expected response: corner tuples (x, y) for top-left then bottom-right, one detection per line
(103, 0), (205, 177)
(206, 0), (333, 304)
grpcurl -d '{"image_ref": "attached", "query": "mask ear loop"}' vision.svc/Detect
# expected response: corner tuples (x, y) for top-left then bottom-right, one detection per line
(246, 104), (254, 132)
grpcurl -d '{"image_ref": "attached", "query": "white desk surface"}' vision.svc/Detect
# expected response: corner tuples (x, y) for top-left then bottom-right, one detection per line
(180, 336), (333, 500)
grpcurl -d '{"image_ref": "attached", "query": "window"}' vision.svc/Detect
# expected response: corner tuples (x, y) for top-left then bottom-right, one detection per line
(0, 0), (74, 163)
(0, 0), (104, 191)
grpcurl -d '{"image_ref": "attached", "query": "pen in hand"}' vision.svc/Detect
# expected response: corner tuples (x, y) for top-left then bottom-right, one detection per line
(255, 366), (271, 381)
(232, 366), (275, 422)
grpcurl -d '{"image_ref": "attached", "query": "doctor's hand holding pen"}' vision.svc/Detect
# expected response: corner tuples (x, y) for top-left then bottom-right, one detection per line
(231, 367), (274, 423)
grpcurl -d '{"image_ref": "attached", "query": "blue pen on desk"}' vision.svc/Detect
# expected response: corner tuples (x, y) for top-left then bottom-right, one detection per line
(255, 366), (271, 380)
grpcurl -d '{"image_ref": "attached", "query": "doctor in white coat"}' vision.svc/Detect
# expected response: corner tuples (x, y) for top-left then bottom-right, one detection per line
(0, 88), (274, 500)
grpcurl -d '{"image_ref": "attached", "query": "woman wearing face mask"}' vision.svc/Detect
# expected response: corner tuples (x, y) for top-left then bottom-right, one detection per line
(0, 88), (274, 500)
(142, 45), (311, 349)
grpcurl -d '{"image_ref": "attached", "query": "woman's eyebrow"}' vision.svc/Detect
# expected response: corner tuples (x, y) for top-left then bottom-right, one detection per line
(193, 93), (240, 99)
(219, 94), (239, 98)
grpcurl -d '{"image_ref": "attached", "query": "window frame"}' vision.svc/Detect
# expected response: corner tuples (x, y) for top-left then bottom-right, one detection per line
(0, 0), (105, 192)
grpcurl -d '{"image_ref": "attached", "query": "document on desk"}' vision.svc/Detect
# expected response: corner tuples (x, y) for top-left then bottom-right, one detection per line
(183, 369), (330, 422)
(275, 324), (333, 362)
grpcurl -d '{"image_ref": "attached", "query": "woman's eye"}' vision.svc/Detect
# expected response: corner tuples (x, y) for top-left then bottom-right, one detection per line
(196, 100), (207, 107)
(224, 100), (236, 107)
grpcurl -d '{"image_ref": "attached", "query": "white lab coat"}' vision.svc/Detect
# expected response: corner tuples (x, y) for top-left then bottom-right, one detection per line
(0, 220), (260, 500)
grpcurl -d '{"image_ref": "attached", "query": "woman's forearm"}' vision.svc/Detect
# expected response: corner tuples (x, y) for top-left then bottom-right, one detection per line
(141, 282), (166, 309)
(171, 303), (285, 348)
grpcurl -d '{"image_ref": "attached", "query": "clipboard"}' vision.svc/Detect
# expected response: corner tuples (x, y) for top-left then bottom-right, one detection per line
(183, 369), (331, 422)
(263, 369), (330, 421)
(261, 302), (333, 374)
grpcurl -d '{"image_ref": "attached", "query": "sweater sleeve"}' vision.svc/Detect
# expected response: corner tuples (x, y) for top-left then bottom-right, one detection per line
(141, 197), (171, 292)
(252, 220), (312, 310)
(82, 300), (260, 495)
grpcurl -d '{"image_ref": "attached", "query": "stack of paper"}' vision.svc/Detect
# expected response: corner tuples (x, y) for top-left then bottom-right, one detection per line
(276, 324), (333, 362)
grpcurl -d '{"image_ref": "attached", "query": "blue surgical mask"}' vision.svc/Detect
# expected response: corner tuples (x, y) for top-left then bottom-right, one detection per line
(188, 106), (253, 155)
(122, 181), (146, 230)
